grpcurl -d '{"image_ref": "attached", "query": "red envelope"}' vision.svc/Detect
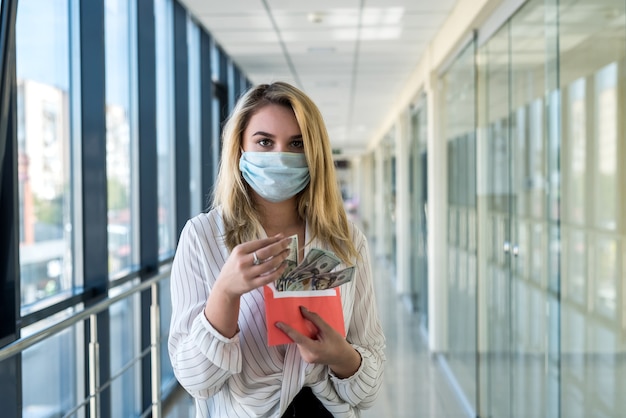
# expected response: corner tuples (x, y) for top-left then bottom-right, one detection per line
(264, 284), (345, 346)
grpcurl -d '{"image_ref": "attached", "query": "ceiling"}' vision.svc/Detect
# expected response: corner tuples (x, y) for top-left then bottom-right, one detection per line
(179, 0), (459, 157)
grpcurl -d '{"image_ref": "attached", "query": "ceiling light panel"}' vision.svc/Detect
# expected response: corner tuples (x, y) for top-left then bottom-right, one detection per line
(280, 29), (360, 42)
(360, 7), (405, 25)
(274, 11), (354, 27)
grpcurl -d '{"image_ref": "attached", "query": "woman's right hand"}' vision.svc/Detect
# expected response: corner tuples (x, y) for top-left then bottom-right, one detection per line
(215, 234), (293, 298)
(205, 234), (293, 338)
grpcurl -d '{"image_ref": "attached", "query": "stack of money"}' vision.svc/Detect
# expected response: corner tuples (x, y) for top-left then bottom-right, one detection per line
(275, 235), (355, 292)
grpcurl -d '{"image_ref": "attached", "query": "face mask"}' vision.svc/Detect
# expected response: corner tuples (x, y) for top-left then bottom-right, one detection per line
(239, 152), (310, 203)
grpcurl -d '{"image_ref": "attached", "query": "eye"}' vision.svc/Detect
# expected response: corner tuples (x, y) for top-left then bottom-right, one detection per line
(257, 138), (273, 147)
(290, 140), (304, 149)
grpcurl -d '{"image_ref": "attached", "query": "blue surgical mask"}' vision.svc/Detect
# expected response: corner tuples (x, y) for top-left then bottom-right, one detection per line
(239, 152), (310, 203)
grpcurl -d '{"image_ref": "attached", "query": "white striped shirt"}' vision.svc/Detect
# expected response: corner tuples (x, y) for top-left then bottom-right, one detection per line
(168, 208), (386, 417)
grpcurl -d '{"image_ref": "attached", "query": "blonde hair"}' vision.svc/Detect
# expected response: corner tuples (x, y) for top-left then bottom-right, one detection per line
(211, 82), (357, 264)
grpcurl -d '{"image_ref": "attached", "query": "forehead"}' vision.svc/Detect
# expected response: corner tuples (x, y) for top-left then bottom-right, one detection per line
(244, 104), (301, 135)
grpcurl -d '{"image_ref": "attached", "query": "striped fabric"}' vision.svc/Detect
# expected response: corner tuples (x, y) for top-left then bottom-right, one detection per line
(168, 208), (386, 417)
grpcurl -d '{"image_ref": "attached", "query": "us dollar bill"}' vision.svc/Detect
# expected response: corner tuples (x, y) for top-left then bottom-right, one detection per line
(275, 241), (354, 292)
(276, 234), (298, 291)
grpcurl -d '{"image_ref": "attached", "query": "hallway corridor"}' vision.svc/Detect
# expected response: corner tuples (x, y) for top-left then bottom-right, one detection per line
(360, 259), (469, 418)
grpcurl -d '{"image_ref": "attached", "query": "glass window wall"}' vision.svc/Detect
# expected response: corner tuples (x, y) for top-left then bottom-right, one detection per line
(105, 0), (137, 277)
(16, 0), (75, 313)
(21, 319), (82, 417)
(209, 41), (226, 185)
(187, 16), (202, 216)
(155, 0), (176, 259)
(159, 273), (175, 391)
(5, 0), (247, 415)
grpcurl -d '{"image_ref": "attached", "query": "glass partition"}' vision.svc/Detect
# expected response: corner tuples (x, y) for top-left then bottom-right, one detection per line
(409, 95), (428, 328)
(440, 39), (478, 411)
(558, 0), (626, 416)
(477, 18), (513, 418)
(477, 1), (557, 415)
(476, 0), (626, 416)
(382, 132), (396, 266)
(509, 1), (553, 415)
(388, 133), (397, 270)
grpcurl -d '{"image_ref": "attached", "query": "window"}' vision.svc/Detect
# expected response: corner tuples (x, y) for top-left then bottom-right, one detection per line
(188, 17), (202, 216)
(593, 63), (618, 231)
(155, 0), (176, 259)
(105, 0), (137, 277)
(17, 0), (75, 313)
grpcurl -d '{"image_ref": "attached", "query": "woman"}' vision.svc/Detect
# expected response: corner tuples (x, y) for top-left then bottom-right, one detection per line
(168, 82), (385, 417)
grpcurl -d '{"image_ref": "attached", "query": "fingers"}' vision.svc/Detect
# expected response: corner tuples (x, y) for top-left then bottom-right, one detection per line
(221, 235), (295, 295)
(232, 234), (291, 268)
(298, 306), (332, 333)
(275, 307), (348, 367)
(239, 234), (293, 262)
(247, 236), (292, 275)
(242, 236), (291, 272)
(252, 250), (289, 280)
(275, 321), (310, 345)
(274, 307), (329, 344)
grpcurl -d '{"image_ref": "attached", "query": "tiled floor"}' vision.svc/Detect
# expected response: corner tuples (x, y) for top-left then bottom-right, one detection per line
(165, 258), (470, 417)
(360, 259), (470, 418)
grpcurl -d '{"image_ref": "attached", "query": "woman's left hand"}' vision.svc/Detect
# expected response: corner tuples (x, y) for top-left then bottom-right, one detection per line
(275, 307), (362, 379)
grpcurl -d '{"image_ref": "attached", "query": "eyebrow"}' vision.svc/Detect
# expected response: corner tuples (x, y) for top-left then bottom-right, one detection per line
(252, 131), (303, 140)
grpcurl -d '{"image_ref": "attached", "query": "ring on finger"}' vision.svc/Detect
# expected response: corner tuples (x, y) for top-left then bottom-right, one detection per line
(253, 251), (261, 265)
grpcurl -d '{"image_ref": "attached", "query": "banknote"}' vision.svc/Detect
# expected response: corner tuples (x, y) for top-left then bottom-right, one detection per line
(283, 266), (356, 291)
(281, 234), (299, 280)
(289, 248), (341, 276)
(275, 242), (354, 291)
(311, 267), (355, 290)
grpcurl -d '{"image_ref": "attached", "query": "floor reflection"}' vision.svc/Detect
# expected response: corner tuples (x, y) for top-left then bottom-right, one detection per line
(361, 258), (469, 418)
